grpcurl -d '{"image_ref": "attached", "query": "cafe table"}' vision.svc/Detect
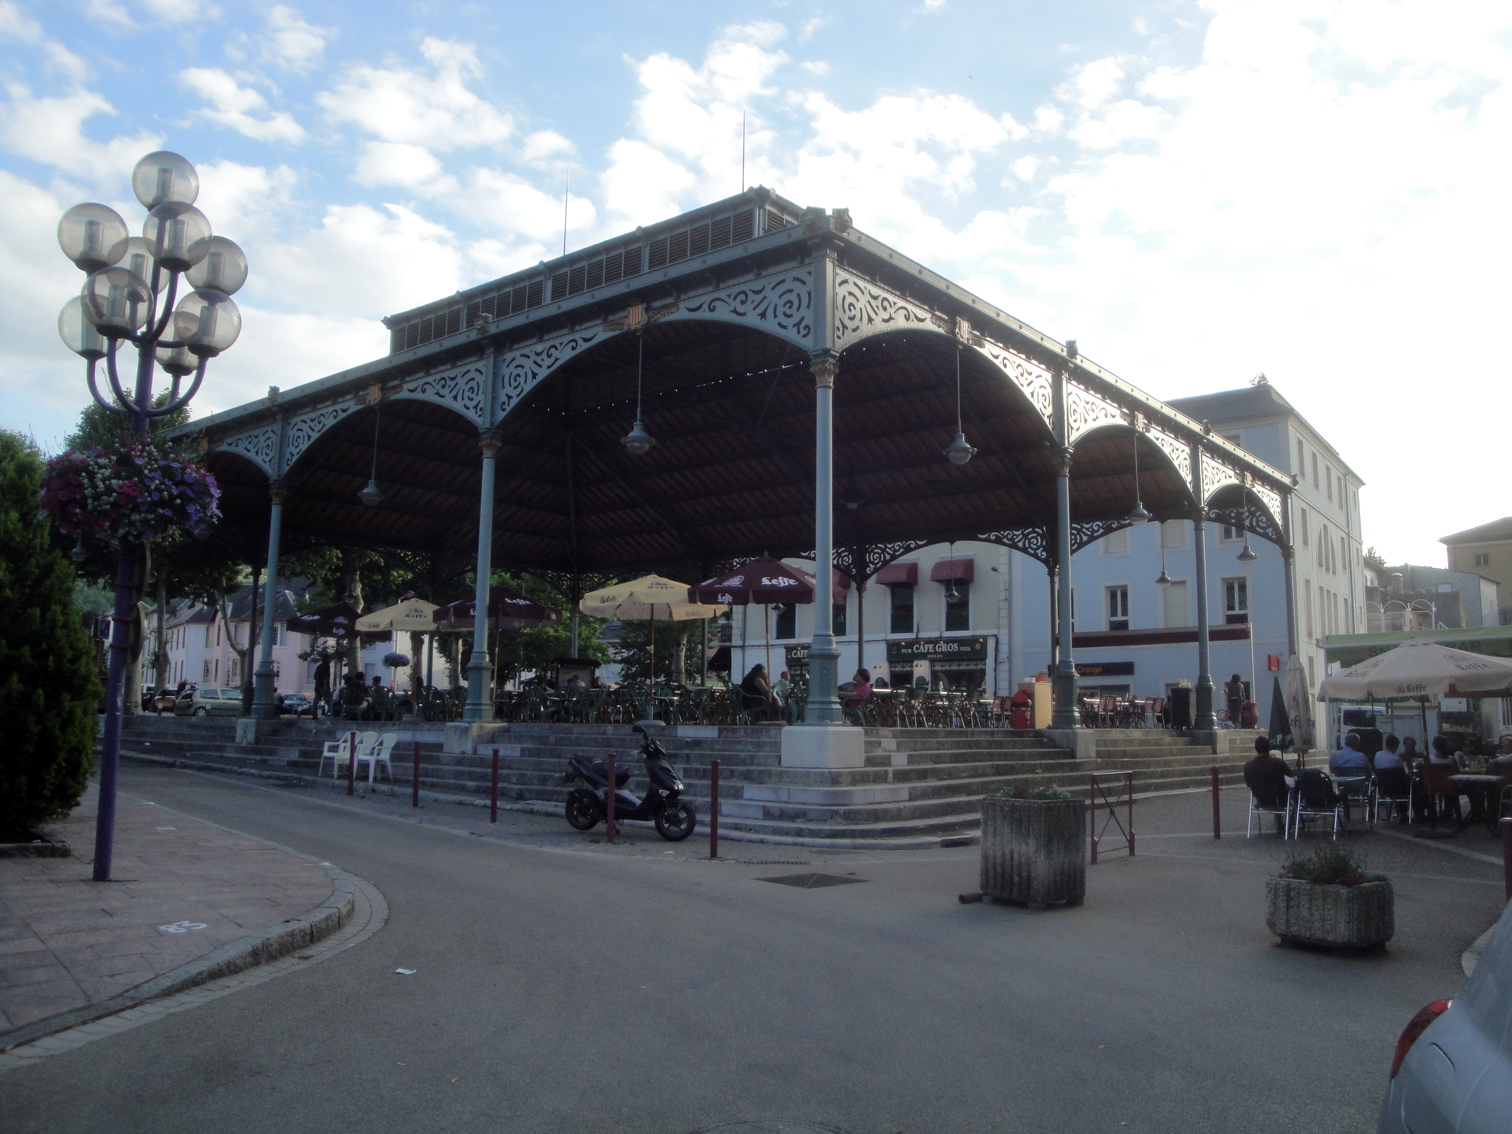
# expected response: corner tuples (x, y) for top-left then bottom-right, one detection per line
(1449, 773), (1509, 836)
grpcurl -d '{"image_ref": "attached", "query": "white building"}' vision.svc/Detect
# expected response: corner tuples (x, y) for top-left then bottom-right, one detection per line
(730, 381), (1363, 723)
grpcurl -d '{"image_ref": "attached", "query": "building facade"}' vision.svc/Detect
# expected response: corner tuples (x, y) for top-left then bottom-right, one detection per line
(1441, 518), (1512, 624)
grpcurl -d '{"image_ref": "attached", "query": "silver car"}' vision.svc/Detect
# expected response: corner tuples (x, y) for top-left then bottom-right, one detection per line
(1378, 893), (1512, 1132)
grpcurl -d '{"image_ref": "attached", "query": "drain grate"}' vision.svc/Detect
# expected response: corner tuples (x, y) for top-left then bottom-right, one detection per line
(757, 873), (865, 889)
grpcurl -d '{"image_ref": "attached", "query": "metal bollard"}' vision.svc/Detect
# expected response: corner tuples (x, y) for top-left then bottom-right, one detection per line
(1211, 765), (1221, 839)
(1503, 818), (1511, 902)
(606, 753), (617, 843)
(412, 741), (421, 809)
(490, 747), (499, 823)
(347, 731), (356, 796)
(710, 760), (720, 860)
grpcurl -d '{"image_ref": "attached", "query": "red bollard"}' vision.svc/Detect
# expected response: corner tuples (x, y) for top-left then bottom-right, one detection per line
(1211, 765), (1221, 839)
(347, 731), (356, 796)
(1502, 818), (1512, 902)
(606, 753), (617, 844)
(490, 747), (499, 824)
(412, 741), (421, 809)
(710, 759), (720, 860)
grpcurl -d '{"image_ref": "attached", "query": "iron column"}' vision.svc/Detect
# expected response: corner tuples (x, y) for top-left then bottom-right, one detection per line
(464, 432), (499, 722)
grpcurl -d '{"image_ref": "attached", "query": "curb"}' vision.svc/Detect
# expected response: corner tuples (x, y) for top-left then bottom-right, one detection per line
(0, 856), (356, 1054)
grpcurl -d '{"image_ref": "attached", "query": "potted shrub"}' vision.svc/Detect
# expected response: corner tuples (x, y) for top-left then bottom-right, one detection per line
(1265, 844), (1394, 950)
(980, 784), (1086, 908)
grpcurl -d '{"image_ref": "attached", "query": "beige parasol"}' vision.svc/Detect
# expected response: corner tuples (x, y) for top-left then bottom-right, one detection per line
(357, 598), (441, 691)
(579, 575), (726, 682)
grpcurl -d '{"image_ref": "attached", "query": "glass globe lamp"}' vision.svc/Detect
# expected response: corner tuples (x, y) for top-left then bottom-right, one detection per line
(359, 480), (384, 507)
(80, 267), (153, 337)
(119, 237), (167, 293)
(143, 201), (212, 272)
(132, 151), (199, 210)
(58, 297), (107, 360)
(173, 289), (241, 356)
(186, 237), (248, 295)
(57, 203), (129, 273)
(155, 342), (198, 377)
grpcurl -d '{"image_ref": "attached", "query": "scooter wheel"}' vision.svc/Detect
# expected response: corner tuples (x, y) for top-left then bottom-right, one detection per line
(655, 801), (697, 841)
(565, 788), (600, 831)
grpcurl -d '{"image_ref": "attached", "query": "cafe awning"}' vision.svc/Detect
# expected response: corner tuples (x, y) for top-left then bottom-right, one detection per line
(875, 562), (919, 586)
(930, 558), (974, 583)
(1324, 625), (1512, 667)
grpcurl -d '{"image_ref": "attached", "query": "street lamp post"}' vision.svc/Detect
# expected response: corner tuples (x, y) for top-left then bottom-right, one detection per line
(56, 151), (246, 882)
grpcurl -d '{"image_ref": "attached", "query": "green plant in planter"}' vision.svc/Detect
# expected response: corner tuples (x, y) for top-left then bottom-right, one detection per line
(1267, 844), (1393, 949)
(993, 783), (1072, 801)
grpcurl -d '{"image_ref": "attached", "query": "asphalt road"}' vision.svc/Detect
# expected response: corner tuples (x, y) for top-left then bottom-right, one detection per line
(2, 765), (1505, 1134)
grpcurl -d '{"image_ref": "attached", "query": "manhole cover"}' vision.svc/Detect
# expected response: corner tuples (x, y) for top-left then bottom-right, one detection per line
(756, 873), (865, 889)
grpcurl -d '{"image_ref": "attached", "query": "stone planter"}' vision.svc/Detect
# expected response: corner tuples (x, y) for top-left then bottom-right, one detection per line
(980, 795), (1086, 907)
(1265, 876), (1394, 949)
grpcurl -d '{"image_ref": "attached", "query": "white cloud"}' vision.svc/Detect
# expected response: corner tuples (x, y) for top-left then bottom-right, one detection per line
(181, 67), (307, 143)
(0, 84), (162, 181)
(82, 0), (133, 27)
(518, 129), (573, 164)
(0, 1), (41, 42)
(318, 37), (514, 152)
(193, 159), (299, 245)
(140, 0), (218, 20)
(262, 5), (330, 71)
(354, 141), (445, 189)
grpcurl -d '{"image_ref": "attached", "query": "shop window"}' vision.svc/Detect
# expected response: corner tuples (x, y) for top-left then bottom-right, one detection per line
(890, 585), (914, 634)
(944, 581), (971, 632)
(1223, 578), (1249, 625)
(1106, 585), (1129, 632)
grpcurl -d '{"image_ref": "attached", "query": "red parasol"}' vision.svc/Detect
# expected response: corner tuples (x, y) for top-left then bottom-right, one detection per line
(434, 586), (562, 633)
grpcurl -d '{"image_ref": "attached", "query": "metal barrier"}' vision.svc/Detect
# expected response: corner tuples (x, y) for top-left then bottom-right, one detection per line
(709, 759), (720, 860)
(1089, 771), (1135, 864)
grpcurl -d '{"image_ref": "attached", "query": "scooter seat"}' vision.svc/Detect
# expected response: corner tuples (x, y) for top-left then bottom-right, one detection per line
(575, 756), (630, 787)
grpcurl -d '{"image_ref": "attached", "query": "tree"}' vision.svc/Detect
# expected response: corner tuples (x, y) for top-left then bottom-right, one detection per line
(1364, 546), (1389, 576)
(611, 618), (705, 684)
(0, 431), (100, 833)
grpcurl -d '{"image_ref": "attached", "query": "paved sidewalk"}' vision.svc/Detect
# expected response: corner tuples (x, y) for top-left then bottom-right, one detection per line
(0, 782), (336, 1040)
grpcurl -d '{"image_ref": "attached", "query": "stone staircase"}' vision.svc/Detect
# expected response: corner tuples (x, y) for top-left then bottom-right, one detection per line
(114, 717), (1257, 847)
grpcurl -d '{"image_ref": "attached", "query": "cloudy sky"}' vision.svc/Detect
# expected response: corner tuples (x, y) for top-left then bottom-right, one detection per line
(0, 0), (1506, 564)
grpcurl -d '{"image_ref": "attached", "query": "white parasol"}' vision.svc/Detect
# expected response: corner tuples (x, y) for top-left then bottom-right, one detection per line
(1283, 653), (1316, 757)
(1317, 638), (1512, 700)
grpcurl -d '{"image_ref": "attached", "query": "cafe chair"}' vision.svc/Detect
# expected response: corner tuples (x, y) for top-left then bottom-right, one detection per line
(1372, 770), (1414, 825)
(318, 730), (372, 778)
(1420, 763), (1462, 828)
(357, 732), (396, 784)
(1247, 777), (1294, 838)
(1291, 769), (1344, 840)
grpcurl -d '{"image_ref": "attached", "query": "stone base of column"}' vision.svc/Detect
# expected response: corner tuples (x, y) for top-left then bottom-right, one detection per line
(444, 722), (509, 755)
(236, 718), (275, 745)
(781, 724), (865, 768)
(1043, 728), (1097, 761)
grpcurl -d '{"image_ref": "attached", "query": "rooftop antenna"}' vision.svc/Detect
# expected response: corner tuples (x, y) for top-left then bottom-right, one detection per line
(741, 112), (746, 193)
(562, 165), (569, 257)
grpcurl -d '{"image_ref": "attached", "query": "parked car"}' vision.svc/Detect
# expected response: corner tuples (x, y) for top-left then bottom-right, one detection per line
(172, 686), (241, 717)
(151, 689), (179, 713)
(1378, 892), (1512, 1132)
(277, 692), (314, 717)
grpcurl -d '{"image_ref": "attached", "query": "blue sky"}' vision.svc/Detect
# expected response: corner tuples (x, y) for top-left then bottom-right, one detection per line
(1, 0), (1508, 564)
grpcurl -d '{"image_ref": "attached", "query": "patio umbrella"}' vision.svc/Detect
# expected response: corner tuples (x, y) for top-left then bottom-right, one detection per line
(1318, 637), (1512, 700)
(358, 599), (440, 693)
(1267, 674), (1292, 752)
(689, 555), (841, 677)
(286, 602), (362, 640)
(579, 575), (725, 683)
(1282, 653), (1316, 761)
(434, 586), (563, 699)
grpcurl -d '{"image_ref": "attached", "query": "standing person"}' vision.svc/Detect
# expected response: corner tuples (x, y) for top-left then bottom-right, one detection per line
(1224, 673), (1245, 725)
(313, 656), (331, 720)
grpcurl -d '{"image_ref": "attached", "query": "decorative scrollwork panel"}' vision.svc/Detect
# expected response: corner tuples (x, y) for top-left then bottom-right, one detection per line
(1144, 422), (1193, 488)
(834, 274), (938, 346)
(497, 329), (602, 424)
(1205, 504), (1286, 550)
(975, 341), (1054, 432)
(977, 526), (1052, 567)
(285, 402), (357, 471)
(217, 424), (278, 478)
(396, 362), (488, 427)
(1071, 519), (1134, 557)
(1065, 381), (1126, 445)
(678, 272), (813, 347)
(1199, 450), (1241, 505)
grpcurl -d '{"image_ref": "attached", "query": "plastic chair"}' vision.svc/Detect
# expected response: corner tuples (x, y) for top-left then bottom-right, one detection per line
(1247, 776), (1294, 838)
(318, 730), (360, 778)
(1372, 766), (1414, 825)
(358, 732), (396, 783)
(1292, 769), (1344, 839)
(1420, 763), (1462, 827)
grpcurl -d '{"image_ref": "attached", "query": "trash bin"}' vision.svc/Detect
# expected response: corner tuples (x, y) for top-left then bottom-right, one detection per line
(1168, 686), (1192, 728)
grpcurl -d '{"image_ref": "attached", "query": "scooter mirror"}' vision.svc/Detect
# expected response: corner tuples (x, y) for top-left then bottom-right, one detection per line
(633, 719), (667, 735)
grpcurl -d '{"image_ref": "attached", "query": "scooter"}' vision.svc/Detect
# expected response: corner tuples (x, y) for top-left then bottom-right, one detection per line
(562, 720), (698, 841)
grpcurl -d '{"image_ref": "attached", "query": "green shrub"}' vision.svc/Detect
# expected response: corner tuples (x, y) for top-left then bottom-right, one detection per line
(0, 432), (100, 834)
(993, 782), (1073, 801)
(1279, 844), (1382, 887)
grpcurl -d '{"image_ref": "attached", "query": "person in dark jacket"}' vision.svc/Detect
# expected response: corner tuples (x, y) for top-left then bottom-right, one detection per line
(1243, 737), (1292, 831)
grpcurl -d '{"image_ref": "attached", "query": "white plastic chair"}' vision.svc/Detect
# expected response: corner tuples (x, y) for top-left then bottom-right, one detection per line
(358, 732), (397, 783)
(1247, 776), (1294, 838)
(318, 730), (361, 778)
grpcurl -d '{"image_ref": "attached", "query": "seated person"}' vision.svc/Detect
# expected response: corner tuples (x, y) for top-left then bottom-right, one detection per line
(1328, 731), (1371, 819)
(844, 669), (872, 712)
(773, 670), (791, 702)
(739, 664), (779, 720)
(1427, 735), (1463, 820)
(1488, 734), (1512, 771)
(1294, 767), (1341, 823)
(1243, 737), (1292, 830)
(1372, 734), (1412, 820)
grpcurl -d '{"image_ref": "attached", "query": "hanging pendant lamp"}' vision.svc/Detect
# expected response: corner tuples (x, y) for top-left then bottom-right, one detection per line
(1128, 424), (1149, 525)
(943, 341), (976, 466)
(359, 403), (384, 507)
(621, 333), (656, 455)
(1236, 481), (1257, 562)
(1156, 530), (1172, 586)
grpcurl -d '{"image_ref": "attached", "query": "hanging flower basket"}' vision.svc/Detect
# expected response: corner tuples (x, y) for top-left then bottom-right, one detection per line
(382, 653), (411, 669)
(40, 444), (220, 546)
